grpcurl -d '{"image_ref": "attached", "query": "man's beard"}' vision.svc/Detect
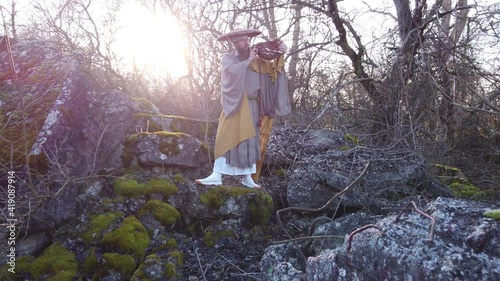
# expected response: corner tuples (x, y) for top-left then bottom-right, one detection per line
(236, 45), (250, 60)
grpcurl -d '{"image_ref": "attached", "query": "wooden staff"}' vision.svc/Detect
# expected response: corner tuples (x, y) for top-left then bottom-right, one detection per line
(252, 115), (273, 181)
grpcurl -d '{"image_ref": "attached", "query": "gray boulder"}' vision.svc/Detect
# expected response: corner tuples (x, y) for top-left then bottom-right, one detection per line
(127, 131), (209, 168)
(303, 197), (500, 281)
(287, 164), (450, 212)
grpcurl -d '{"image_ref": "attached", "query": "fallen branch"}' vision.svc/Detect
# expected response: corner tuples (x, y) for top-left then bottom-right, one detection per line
(346, 224), (383, 252)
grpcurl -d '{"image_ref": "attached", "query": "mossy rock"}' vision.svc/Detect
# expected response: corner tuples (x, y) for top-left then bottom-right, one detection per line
(165, 238), (178, 249)
(248, 192), (274, 226)
(144, 178), (179, 197)
(131, 254), (162, 280)
(137, 199), (180, 227)
(483, 209), (500, 220)
(114, 178), (144, 198)
(101, 216), (150, 259)
(130, 252), (182, 280)
(81, 212), (122, 243)
(199, 186), (255, 209)
(101, 253), (136, 279)
(30, 243), (78, 281)
(173, 173), (187, 184)
(199, 186), (274, 226)
(114, 176), (179, 198)
(449, 180), (483, 199)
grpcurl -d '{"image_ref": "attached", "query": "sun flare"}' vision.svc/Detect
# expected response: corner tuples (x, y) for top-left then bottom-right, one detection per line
(114, 2), (188, 78)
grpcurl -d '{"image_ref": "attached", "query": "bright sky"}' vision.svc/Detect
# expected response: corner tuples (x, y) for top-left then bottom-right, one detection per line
(114, 1), (188, 78)
(2, 0), (498, 78)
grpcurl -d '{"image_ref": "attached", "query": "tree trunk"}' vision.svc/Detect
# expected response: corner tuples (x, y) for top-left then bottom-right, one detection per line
(287, 3), (302, 109)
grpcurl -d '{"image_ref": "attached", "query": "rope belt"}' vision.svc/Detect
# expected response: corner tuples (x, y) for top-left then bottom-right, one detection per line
(247, 96), (259, 101)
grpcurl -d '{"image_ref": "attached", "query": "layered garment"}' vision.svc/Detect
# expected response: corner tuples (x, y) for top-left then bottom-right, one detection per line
(214, 51), (291, 172)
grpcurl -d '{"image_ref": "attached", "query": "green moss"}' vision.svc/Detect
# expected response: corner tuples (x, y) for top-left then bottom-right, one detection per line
(82, 212), (122, 243)
(204, 230), (235, 247)
(114, 176), (179, 199)
(199, 190), (225, 209)
(101, 216), (150, 259)
(483, 210), (500, 220)
(137, 200), (180, 227)
(31, 243), (77, 281)
(165, 262), (177, 278)
(144, 178), (179, 197)
(169, 250), (184, 266)
(102, 253), (136, 279)
(0, 256), (34, 281)
(276, 168), (286, 177)
(248, 192), (274, 226)
(345, 133), (359, 145)
(130, 254), (161, 280)
(165, 238), (178, 249)
(114, 178), (144, 198)
(81, 251), (97, 273)
(449, 180), (483, 199)
(173, 173), (187, 184)
(340, 145), (349, 151)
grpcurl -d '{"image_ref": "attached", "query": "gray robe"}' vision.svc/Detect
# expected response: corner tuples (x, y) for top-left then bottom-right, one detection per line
(219, 52), (291, 169)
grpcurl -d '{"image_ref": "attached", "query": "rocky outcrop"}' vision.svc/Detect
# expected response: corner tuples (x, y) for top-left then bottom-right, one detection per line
(2, 39), (497, 281)
(125, 131), (209, 169)
(267, 126), (452, 213)
(262, 197), (500, 281)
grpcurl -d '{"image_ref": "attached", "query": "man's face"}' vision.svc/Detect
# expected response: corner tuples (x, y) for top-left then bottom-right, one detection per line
(234, 37), (250, 50)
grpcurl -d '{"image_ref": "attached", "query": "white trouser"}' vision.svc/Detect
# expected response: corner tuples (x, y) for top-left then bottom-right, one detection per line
(213, 157), (256, 175)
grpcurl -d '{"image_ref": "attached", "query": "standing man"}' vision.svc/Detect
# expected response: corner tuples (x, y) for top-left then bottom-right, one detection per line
(196, 28), (291, 189)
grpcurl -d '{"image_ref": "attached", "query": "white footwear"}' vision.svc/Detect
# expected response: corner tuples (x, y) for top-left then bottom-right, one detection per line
(241, 174), (261, 189)
(195, 172), (222, 186)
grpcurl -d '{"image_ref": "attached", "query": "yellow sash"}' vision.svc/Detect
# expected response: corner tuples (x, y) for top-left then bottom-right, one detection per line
(214, 95), (255, 159)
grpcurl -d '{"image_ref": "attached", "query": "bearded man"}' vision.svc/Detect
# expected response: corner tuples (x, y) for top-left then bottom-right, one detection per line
(196, 28), (291, 189)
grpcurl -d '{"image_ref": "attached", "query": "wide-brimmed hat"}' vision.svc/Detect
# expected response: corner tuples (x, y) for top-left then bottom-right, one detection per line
(217, 28), (261, 42)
